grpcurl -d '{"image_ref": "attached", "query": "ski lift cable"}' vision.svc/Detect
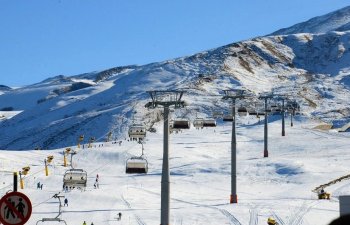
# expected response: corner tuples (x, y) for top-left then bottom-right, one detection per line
(32, 196), (57, 208)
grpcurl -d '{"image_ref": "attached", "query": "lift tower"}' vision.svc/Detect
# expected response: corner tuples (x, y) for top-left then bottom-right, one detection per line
(259, 93), (274, 158)
(145, 90), (186, 225)
(223, 89), (251, 204)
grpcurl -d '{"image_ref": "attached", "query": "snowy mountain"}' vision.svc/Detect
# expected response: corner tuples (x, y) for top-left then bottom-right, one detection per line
(1, 8), (350, 150)
(271, 6), (350, 35)
(0, 84), (12, 96)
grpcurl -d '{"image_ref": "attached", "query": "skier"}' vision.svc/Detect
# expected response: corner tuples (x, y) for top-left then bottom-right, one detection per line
(91, 223), (94, 225)
(83, 221), (87, 225)
(37, 182), (41, 189)
(64, 198), (68, 207)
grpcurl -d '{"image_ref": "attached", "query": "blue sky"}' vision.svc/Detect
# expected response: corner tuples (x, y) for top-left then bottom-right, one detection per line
(1, 0), (349, 87)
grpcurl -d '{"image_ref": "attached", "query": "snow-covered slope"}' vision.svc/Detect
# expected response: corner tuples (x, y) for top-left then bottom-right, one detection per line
(0, 117), (349, 225)
(271, 6), (350, 35)
(1, 8), (350, 150)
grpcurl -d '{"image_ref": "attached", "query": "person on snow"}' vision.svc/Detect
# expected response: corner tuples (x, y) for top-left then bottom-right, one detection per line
(64, 198), (68, 206)
(83, 221), (87, 225)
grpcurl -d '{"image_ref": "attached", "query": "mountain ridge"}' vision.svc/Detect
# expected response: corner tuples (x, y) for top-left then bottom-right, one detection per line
(271, 6), (350, 35)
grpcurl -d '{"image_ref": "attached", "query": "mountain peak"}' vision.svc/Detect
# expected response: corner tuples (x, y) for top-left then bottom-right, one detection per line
(271, 6), (350, 35)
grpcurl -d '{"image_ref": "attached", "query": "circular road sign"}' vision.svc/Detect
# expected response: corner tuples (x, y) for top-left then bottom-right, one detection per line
(0, 192), (32, 225)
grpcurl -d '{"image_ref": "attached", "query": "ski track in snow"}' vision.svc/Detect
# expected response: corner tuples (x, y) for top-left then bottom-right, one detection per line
(1, 117), (349, 224)
(271, 211), (286, 225)
(121, 194), (147, 225)
(287, 201), (319, 225)
(130, 186), (242, 225)
(249, 208), (258, 225)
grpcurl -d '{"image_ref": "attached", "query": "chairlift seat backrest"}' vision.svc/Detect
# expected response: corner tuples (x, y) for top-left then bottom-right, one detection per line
(126, 156), (148, 173)
(63, 169), (87, 187)
(237, 107), (248, 116)
(193, 118), (204, 128)
(172, 119), (190, 129)
(203, 118), (216, 127)
(223, 115), (234, 121)
(128, 124), (146, 138)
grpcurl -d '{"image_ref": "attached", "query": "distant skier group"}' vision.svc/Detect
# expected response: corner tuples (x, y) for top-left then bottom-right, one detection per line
(82, 221), (94, 225)
(37, 181), (43, 190)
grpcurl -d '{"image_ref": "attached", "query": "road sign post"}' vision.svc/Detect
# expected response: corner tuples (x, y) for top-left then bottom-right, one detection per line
(0, 192), (32, 225)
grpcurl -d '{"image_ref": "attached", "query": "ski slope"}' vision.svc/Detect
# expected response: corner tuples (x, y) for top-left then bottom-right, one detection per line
(0, 116), (349, 225)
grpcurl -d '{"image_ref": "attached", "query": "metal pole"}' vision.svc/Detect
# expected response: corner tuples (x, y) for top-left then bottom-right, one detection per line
(161, 105), (170, 225)
(291, 108), (294, 127)
(45, 159), (49, 176)
(230, 98), (237, 203)
(13, 172), (18, 192)
(282, 99), (285, 136)
(264, 98), (268, 157)
(19, 171), (24, 189)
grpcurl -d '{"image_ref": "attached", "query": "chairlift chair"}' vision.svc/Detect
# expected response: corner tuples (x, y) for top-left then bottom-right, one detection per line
(193, 118), (204, 128)
(274, 108), (282, 113)
(223, 114), (234, 122)
(63, 169), (87, 189)
(257, 111), (265, 116)
(126, 156), (148, 173)
(237, 107), (248, 117)
(36, 218), (67, 225)
(248, 109), (257, 116)
(128, 124), (146, 141)
(203, 118), (217, 127)
(212, 111), (223, 119)
(172, 118), (190, 129)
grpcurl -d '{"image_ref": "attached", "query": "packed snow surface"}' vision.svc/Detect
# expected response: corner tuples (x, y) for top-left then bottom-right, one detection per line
(0, 116), (349, 225)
